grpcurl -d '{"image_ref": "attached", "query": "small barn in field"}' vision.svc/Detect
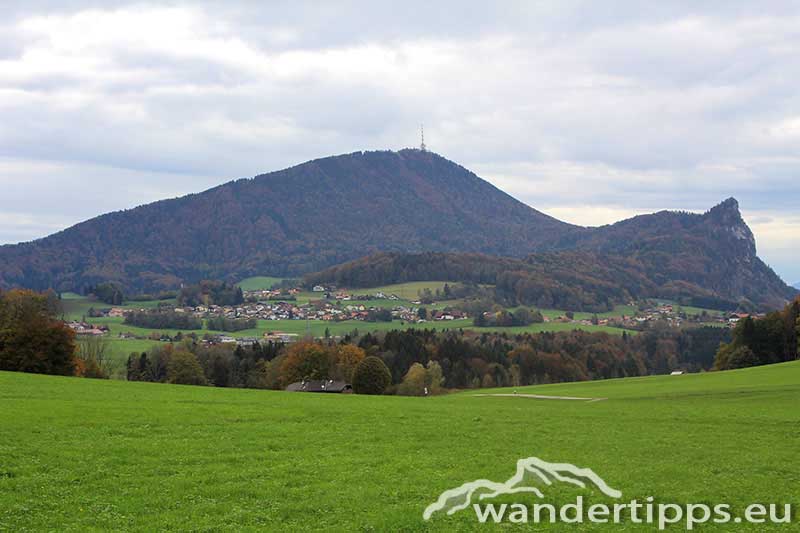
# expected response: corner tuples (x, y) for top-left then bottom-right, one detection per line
(286, 379), (352, 393)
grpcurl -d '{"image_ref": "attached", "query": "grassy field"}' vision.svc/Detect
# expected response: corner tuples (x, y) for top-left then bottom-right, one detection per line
(60, 296), (175, 322)
(1, 361), (797, 531)
(349, 281), (457, 300)
(236, 276), (286, 291)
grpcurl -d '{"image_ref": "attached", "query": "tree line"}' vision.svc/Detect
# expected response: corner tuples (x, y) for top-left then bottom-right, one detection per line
(715, 297), (799, 370)
(124, 323), (731, 394)
(177, 280), (244, 307)
(84, 282), (125, 305)
(124, 310), (203, 330)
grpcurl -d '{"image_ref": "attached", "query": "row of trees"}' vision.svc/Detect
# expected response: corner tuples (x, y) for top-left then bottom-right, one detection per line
(124, 310), (203, 330)
(126, 340), (394, 394)
(471, 304), (544, 327)
(124, 322), (730, 394)
(715, 297), (800, 370)
(84, 282), (125, 305)
(206, 316), (257, 332)
(177, 280), (244, 307)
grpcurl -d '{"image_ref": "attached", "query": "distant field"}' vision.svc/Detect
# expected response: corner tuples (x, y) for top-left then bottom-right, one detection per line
(537, 304), (637, 321)
(349, 281), (461, 299)
(60, 297), (175, 322)
(236, 276), (285, 291)
(1, 361), (797, 530)
(653, 299), (726, 316)
(472, 321), (632, 336)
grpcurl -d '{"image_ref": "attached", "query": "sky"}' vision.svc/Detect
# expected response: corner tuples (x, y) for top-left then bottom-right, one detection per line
(1, 1), (798, 284)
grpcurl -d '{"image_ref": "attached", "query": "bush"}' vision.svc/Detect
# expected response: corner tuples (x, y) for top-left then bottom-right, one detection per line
(352, 356), (392, 395)
(397, 362), (427, 396)
(167, 350), (207, 385)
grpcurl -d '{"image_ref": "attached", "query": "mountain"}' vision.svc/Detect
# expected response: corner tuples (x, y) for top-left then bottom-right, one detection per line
(0, 149), (571, 293)
(795, 283), (800, 290)
(0, 149), (795, 309)
(543, 198), (796, 309)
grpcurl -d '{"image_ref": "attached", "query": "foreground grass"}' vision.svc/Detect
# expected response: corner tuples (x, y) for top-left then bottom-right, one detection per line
(1, 362), (798, 531)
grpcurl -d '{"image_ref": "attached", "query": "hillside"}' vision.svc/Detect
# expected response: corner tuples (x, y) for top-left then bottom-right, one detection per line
(306, 251), (660, 311)
(545, 198), (795, 309)
(0, 149), (570, 292)
(0, 150), (794, 309)
(2, 361), (798, 530)
(306, 242), (793, 311)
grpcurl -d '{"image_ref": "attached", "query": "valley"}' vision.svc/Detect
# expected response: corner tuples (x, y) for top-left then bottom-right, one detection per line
(60, 277), (733, 378)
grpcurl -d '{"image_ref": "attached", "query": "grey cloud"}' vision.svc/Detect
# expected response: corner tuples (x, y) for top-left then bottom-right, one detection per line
(0, 0), (798, 281)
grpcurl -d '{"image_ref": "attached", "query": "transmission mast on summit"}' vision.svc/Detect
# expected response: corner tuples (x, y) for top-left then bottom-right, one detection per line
(420, 124), (427, 152)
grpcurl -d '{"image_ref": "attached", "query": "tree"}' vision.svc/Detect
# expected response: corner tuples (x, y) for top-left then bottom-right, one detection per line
(87, 282), (125, 305)
(728, 346), (760, 369)
(426, 360), (444, 395)
(397, 362), (427, 396)
(352, 356), (391, 395)
(75, 336), (111, 378)
(279, 342), (332, 385)
(332, 344), (365, 382)
(514, 307), (532, 326)
(167, 350), (207, 385)
(127, 352), (152, 381)
(0, 289), (76, 376)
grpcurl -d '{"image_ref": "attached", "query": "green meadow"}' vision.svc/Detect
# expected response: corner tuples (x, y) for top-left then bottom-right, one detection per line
(1, 361), (798, 531)
(348, 280), (456, 299)
(236, 276), (286, 291)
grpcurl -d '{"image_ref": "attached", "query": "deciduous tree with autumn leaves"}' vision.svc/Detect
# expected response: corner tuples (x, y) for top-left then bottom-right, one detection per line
(0, 289), (76, 376)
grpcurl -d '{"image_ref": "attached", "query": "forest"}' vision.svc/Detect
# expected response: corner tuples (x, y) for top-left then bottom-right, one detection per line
(304, 251), (748, 312)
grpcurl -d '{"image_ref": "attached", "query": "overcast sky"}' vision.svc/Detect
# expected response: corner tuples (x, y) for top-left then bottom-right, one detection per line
(1, 1), (798, 283)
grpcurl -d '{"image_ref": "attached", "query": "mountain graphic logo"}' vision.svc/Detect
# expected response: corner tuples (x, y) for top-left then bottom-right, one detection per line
(423, 457), (622, 520)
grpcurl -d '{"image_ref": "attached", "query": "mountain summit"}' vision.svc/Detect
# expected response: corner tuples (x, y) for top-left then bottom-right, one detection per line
(0, 150), (571, 291)
(0, 150), (794, 308)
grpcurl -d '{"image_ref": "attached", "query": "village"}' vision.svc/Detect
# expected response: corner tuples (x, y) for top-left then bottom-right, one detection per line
(66, 287), (757, 349)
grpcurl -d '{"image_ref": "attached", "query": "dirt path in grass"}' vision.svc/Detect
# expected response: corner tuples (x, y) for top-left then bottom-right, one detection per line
(473, 393), (607, 402)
